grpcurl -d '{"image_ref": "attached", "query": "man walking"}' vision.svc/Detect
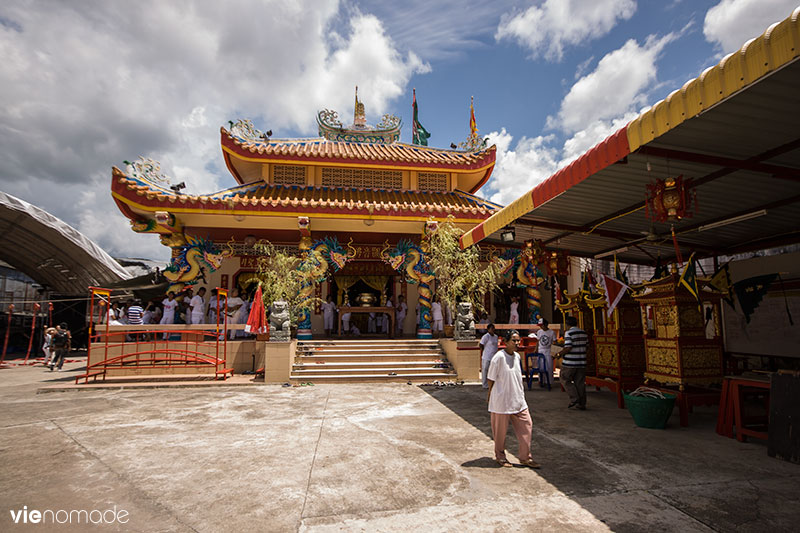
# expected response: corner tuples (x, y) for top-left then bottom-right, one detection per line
(49, 322), (71, 372)
(557, 316), (589, 410)
(487, 330), (540, 468)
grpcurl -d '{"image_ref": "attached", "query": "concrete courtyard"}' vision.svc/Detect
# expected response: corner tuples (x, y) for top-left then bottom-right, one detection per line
(1, 357), (798, 532)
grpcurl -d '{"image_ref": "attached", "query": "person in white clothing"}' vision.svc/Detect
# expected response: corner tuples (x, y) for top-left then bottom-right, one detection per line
(206, 289), (219, 324)
(160, 292), (178, 340)
(182, 288), (194, 325)
(529, 317), (557, 390)
(395, 295), (408, 336)
(225, 288), (245, 339)
(487, 330), (539, 468)
(321, 294), (336, 337)
(382, 299), (392, 334)
(479, 323), (499, 389)
(190, 287), (207, 325)
(342, 311), (351, 335)
(431, 297), (443, 336)
(509, 296), (520, 324)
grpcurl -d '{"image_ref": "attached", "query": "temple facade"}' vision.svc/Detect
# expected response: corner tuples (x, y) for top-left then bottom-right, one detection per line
(110, 92), (500, 338)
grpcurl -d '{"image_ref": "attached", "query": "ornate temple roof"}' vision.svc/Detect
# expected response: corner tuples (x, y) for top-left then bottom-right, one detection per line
(111, 166), (499, 220)
(221, 128), (496, 170)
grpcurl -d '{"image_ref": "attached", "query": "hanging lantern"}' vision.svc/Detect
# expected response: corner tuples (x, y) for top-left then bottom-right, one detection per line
(645, 175), (696, 223)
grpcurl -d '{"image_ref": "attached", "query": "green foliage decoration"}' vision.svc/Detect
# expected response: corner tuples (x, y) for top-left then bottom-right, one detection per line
(425, 215), (504, 315)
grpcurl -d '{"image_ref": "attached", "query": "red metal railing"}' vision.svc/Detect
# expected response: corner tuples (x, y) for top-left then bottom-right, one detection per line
(78, 287), (231, 384)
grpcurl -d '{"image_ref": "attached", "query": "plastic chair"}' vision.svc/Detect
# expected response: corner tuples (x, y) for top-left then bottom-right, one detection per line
(537, 353), (552, 390)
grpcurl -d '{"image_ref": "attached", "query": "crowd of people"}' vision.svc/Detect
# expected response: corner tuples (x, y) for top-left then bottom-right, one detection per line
(100, 286), (253, 340)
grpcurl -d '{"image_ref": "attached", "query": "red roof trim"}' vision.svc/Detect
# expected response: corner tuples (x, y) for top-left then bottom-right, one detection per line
(533, 126), (629, 207)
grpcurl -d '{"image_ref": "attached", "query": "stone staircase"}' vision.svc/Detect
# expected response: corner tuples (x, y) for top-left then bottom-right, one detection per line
(291, 339), (457, 383)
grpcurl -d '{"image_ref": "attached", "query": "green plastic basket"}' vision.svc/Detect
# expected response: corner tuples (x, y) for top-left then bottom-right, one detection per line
(623, 392), (677, 429)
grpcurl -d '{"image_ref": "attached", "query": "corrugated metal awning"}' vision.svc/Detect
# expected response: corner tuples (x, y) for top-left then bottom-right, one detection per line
(462, 7), (800, 265)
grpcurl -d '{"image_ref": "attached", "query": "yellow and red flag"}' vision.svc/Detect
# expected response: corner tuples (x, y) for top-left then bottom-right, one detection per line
(469, 96), (478, 140)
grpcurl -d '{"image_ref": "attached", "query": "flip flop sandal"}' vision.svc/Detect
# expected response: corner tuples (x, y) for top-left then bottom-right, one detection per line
(495, 459), (513, 468)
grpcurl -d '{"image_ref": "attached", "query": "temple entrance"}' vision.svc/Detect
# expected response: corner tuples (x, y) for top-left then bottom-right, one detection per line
(331, 274), (395, 335)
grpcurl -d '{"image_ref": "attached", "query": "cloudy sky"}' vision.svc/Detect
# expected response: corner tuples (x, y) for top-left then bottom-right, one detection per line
(1, 0), (797, 261)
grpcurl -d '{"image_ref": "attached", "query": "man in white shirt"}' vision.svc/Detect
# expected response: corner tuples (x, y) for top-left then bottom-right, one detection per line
(431, 297), (443, 336)
(382, 298), (392, 334)
(190, 287), (207, 325)
(321, 294), (336, 337)
(396, 295), (408, 336)
(530, 317), (557, 390)
(487, 330), (540, 468)
(479, 323), (499, 389)
(160, 291), (178, 340)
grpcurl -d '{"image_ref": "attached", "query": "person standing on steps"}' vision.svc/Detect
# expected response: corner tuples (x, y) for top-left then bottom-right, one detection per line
(487, 330), (540, 468)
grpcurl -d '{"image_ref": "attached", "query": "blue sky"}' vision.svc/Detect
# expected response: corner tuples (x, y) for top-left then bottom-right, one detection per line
(0, 0), (797, 260)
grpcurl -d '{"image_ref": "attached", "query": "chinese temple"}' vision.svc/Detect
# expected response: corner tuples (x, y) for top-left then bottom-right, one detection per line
(110, 90), (499, 338)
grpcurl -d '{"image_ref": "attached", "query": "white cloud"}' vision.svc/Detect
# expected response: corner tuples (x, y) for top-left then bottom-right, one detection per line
(703, 0), (798, 53)
(484, 113), (638, 207)
(546, 33), (675, 133)
(496, 0), (637, 61)
(0, 1), (428, 259)
(484, 129), (560, 205)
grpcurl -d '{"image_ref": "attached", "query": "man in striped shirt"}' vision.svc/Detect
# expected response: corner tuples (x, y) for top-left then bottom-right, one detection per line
(557, 316), (589, 410)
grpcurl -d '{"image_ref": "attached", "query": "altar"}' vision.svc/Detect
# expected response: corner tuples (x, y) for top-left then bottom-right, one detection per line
(338, 306), (395, 338)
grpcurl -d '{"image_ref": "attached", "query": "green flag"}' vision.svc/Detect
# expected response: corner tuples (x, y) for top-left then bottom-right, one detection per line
(708, 262), (734, 308)
(679, 253), (699, 302)
(734, 274), (777, 324)
(412, 89), (431, 146)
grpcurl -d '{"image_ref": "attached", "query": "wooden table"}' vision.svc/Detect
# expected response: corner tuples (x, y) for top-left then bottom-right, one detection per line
(717, 375), (771, 441)
(338, 306), (395, 338)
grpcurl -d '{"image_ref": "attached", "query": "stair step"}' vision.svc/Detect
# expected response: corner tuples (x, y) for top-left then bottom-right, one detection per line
(292, 367), (453, 376)
(294, 361), (446, 368)
(289, 372), (456, 383)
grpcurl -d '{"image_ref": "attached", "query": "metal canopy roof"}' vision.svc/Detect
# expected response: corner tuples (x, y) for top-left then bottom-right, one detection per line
(462, 8), (800, 266)
(0, 191), (130, 294)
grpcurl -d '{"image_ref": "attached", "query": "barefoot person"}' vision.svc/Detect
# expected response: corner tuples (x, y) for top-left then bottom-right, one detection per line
(487, 330), (540, 468)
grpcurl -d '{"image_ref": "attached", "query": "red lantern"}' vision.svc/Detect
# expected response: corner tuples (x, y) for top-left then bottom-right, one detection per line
(645, 175), (696, 223)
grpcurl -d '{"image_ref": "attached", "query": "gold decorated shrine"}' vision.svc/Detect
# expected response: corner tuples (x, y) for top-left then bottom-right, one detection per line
(585, 291), (646, 387)
(632, 273), (723, 388)
(555, 291), (599, 376)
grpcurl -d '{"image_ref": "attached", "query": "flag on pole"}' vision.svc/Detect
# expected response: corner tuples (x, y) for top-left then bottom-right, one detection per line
(708, 262), (734, 308)
(580, 269), (595, 294)
(734, 274), (777, 324)
(469, 96), (478, 140)
(600, 273), (630, 318)
(613, 255), (630, 286)
(412, 89), (431, 146)
(679, 253), (699, 303)
(651, 254), (667, 281)
(244, 284), (268, 334)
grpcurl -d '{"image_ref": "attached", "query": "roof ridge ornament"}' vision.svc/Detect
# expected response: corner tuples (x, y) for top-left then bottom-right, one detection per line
(228, 118), (265, 143)
(316, 87), (402, 144)
(123, 157), (172, 187)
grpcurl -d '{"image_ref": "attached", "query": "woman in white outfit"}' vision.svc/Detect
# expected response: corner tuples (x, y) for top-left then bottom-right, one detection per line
(226, 288), (246, 339)
(509, 297), (520, 324)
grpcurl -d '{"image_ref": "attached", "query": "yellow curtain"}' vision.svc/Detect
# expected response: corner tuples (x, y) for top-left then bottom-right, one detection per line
(336, 276), (361, 306)
(334, 275), (390, 305)
(360, 275), (389, 293)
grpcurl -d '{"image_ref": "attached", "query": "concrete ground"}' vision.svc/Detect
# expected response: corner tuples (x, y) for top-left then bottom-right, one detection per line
(1, 357), (798, 532)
